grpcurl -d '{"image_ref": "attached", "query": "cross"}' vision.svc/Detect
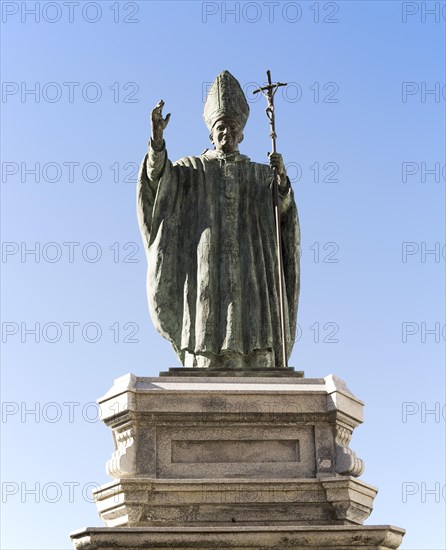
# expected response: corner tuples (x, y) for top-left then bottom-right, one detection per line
(254, 70), (290, 369)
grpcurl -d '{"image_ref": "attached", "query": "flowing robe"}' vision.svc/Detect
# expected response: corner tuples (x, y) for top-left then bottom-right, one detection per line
(137, 141), (300, 368)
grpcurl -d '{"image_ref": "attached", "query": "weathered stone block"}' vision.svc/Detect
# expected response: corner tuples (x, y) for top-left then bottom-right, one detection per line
(93, 477), (377, 527)
(98, 374), (365, 481)
(71, 524), (406, 549)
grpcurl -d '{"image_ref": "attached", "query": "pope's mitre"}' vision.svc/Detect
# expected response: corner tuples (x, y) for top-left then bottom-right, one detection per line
(203, 70), (250, 131)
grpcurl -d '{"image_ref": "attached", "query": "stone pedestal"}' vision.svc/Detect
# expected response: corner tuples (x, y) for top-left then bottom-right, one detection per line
(71, 525), (405, 549)
(70, 373), (405, 549)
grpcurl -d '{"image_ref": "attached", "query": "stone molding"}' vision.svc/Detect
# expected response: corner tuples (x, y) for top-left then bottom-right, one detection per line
(93, 476), (377, 528)
(71, 524), (405, 549)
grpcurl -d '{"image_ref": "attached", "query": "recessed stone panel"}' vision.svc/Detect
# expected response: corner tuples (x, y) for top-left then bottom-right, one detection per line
(157, 426), (314, 478)
(171, 439), (300, 464)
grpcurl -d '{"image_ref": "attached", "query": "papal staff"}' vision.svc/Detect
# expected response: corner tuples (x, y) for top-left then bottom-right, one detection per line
(253, 70), (289, 369)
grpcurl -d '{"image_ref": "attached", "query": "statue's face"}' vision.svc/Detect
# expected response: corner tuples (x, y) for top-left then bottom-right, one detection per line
(211, 118), (242, 153)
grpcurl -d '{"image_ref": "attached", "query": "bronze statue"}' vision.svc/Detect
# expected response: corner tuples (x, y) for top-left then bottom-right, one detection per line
(137, 70), (300, 371)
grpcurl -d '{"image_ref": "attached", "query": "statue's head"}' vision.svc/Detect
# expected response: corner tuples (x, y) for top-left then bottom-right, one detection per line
(209, 117), (243, 153)
(204, 70), (249, 152)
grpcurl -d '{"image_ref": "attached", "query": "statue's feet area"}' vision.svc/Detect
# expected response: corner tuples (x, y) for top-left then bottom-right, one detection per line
(159, 366), (304, 377)
(175, 350), (303, 376)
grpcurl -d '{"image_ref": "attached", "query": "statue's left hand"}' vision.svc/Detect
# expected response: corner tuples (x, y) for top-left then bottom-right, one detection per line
(269, 152), (287, 188)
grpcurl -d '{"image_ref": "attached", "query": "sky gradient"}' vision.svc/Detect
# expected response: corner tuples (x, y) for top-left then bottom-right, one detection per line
(1, 1), (445, 548)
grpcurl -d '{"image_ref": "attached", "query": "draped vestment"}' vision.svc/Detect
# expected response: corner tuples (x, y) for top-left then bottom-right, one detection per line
(137, 141), (300, 368)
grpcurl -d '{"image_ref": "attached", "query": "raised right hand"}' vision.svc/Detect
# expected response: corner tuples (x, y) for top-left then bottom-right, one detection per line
(151, 99), (171, 144)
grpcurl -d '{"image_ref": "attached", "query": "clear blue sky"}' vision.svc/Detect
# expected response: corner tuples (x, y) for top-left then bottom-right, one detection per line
(1, 1), (445, 548)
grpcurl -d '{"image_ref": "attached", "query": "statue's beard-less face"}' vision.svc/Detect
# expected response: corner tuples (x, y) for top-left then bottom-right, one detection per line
(211, 119), (243, 153)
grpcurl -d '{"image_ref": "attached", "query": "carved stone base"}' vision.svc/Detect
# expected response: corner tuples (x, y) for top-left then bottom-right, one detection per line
(71, 525), (406, 549)
(70, 373), (405, 549)
(97, 373), (365, 481)
(94, 477), (377, 527)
